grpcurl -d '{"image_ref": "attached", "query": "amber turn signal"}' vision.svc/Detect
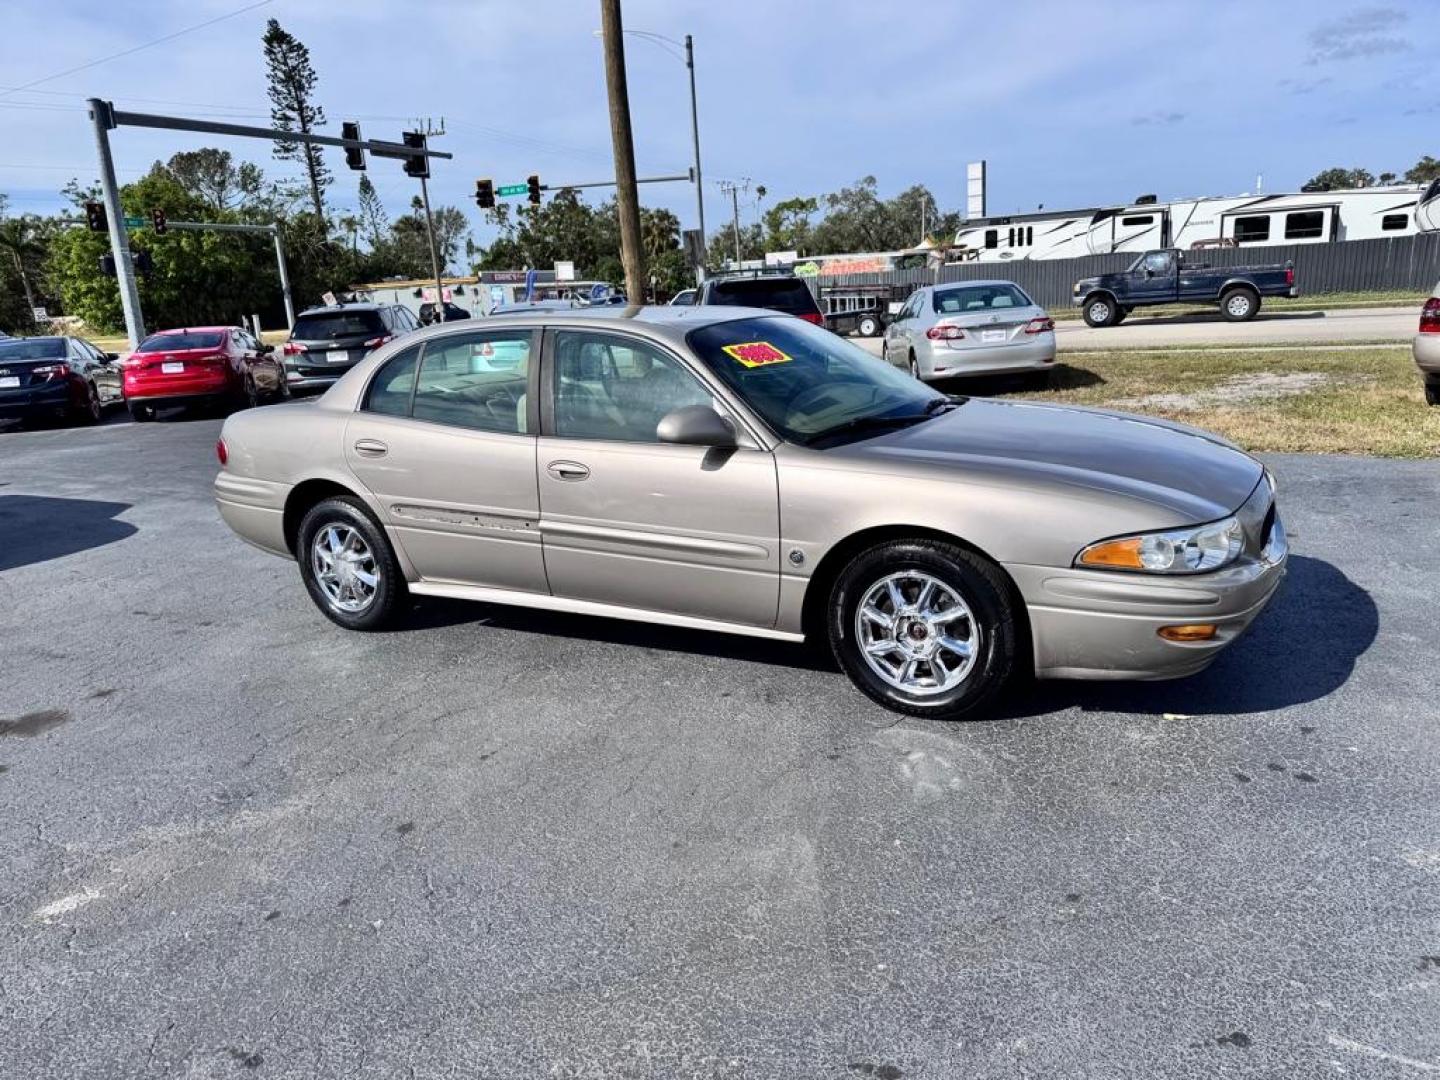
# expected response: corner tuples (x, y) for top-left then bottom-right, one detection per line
(1077, 537), (1145, 568)
(1158, 624), (1217, 642)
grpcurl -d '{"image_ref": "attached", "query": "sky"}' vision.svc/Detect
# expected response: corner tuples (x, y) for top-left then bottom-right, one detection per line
(1, 0), (1436, 255)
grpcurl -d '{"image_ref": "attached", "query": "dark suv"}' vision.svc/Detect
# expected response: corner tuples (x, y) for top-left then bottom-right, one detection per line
(692, 270), (824, 325)
(282, 302), (420, 392)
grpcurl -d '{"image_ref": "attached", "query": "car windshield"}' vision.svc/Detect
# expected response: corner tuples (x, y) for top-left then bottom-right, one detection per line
(707, 278), (819, 315)
(0, 338), (66, 360)
(932, 284), (1031, 313)
(292, 311), (384, 340)
(686, 316), (951, 445)
(137, 331), (223, 351)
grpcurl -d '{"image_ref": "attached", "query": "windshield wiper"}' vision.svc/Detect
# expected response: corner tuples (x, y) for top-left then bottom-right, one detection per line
(803, 413), (935, 445)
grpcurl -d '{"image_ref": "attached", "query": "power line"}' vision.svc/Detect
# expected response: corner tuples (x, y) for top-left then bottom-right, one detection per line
(0, 0), (275, 101)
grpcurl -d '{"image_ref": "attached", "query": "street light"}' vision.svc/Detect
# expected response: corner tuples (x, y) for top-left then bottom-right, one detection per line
(594, 28), (705, 274)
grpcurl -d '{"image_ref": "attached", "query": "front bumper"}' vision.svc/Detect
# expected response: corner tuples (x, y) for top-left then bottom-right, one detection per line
(1008, 505), (1288, 681)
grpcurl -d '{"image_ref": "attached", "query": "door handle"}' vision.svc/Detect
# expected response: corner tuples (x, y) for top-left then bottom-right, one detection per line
(353, 439), (389, 457)
(547, 460), (590, 481)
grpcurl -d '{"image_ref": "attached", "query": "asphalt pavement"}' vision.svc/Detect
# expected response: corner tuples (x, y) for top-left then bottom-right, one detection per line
(855, 305), (1417, 357)
(2, 408), (1439, 1079)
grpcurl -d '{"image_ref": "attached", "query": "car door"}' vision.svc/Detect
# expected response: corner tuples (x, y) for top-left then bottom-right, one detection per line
(343, 328), (548, 593)
(885, 292), (918, 366)
(1127, 251), (1176, 304)
(536, 327), (780, 628)
(76, 339), (121, 402)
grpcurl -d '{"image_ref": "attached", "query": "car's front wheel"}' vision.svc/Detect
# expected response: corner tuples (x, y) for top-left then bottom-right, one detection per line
(1082, 295), (1116, 327)
(297, 497), (407, 631)
(827, 539), (1019, 721)
(74, 381), (102, 425)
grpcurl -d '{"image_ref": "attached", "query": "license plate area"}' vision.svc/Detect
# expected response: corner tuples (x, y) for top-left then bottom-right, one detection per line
(0, 376), (19, 389)
(980, 329), (1008, 344)
(161, 362), (185, 374)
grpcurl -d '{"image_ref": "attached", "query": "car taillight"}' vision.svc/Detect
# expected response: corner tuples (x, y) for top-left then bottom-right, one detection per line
(1420, 297), (1440, 334)
(1023, 317), (1055, 334)
(926, 325), (965, 341)
(32, 362), (70, 380)
(796, 312), (824, 325)
(282, 342), (307, 356)
(362, 334), (394, 348)
(215, 439), (228, 466)
(1285, 267), (1295, 286)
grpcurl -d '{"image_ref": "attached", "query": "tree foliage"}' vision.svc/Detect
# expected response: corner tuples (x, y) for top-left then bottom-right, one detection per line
(1303, 156), (1440, 190)
(262, 17), (329, 220)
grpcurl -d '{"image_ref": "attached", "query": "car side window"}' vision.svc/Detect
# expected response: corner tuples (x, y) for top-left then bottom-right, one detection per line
(1144, 252), (1172, 274)
(410, 331), (532, 434)
(552, 330), (714, 443)
(362, 344), (421, 416)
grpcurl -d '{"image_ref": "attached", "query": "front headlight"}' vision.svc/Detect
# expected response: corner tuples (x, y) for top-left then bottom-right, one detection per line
(1076, 516), (1245, 574)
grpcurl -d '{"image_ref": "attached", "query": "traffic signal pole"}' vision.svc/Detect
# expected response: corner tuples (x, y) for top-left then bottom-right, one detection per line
(418, 175), (445, 320)
(88, 99), (146, 348)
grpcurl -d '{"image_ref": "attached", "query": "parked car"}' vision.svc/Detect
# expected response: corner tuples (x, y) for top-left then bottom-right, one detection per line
(418, 301), (471, 325)
(669, 288), (697, 306)
(214, 306), (1287, 722)
(281, 302), (420, 393)
(882, 281), (1056, 384)
(1415, 281), (1440, 406)
(123, 326), (286, 422)
(692, 269), (825, 325)
(0, 334), (123, 426)
(1072, 249), (1298, 326)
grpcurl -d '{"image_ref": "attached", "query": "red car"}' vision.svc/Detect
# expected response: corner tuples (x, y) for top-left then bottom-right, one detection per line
(122, 325), (287, 422)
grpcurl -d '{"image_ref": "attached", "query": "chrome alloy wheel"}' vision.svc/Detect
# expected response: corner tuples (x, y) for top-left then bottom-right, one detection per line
(1225, 292), (1252, 318)
(311, 524), (380, 613)
(854, 571), (980, 696)
(1088, 300), (1111, 324)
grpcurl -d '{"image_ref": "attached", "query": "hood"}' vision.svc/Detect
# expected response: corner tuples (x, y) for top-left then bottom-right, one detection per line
(842, 399), (1263, 524)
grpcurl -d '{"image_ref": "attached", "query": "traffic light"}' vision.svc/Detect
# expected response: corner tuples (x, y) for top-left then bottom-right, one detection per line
(85, 201), (107, 232)
(527, 174), (542, 205)
(475, 178), (495, 209)
(402, 131), (429, 179)
(133, 250), (154, 278)
(151, 207), (167, 235)
(98, 253), (116, 277)
(342, 121), (366, 171)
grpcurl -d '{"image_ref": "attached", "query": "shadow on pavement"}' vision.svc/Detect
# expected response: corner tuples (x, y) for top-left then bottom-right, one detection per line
(1005, 555), (1377, 718)
(0, 495), (138, 572)
(1069, 309), (1328, 329)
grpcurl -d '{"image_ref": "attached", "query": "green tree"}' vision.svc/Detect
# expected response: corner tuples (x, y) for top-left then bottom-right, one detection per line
(762, 196), (818, 253)
(356, 174), (388, 247)
(383, 196), (470, 276)
(262, 18), (329, 221)
(1405, 156), (1440, 185)
(1302, 167), (1376, 191)
(0, 198), (48, 332)
(165, 148), (263, 212)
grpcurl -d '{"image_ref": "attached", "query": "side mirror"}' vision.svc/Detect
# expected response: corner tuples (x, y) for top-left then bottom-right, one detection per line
(104, 352), (119, 363)
(1143, 268), (1154, 278)
(656, 404), (736, 448)
(259, 343), (275, 355)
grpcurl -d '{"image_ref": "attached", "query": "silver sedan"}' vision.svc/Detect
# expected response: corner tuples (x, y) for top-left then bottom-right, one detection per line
(214, 305), (1284, 722)
(882, 280), (1057, 384)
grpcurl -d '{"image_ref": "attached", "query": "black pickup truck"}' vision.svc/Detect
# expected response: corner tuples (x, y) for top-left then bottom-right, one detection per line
(1073, 249), (1297, 327)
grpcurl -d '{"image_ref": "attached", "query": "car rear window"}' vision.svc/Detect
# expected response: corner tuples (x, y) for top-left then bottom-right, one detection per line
(0, 338), (66, 360)
(292, 311), (384, 340)
(707, 278), (820, 316)
(137, 331), (224, 351)
(932, 284), (1031, 314)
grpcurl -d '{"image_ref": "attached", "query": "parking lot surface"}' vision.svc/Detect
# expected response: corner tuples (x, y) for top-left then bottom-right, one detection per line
(2, 411), (1438, 1079)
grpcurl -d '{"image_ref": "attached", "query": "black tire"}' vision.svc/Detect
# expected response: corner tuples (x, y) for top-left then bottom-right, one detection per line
(296, 496), (407, 631)
(1082, 294), (1117, 328)
(827, 539), (1019, 721)
(73, 381), (102, 425)
(908, 351), (922, 381)
(127, 401), (156, 423)
(239, 375), (260, 412)
(858, 314), (880, 337)
(1220, 287), (1259, 322)
(1425, 380), (1439, 407)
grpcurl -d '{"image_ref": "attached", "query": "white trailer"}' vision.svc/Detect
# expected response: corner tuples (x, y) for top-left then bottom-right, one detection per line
(953, 180), (1440, 262)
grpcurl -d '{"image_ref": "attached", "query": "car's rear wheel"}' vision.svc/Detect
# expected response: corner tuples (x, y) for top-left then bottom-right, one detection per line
(858, 314), (880, 337)
(127, 401), (156, 423)
(1082, 295), (1116, 327)
(827, 539), (1019, 721)
(297, 497), (406, 631)
(1425, 380), (1439, 407)
(74, 381), (102, 425)
(908, 350), (922, 381)
(1221, 287), (1259, 321)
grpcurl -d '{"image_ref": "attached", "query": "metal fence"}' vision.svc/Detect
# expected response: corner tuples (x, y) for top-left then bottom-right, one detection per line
(813, 232), (1440, 309)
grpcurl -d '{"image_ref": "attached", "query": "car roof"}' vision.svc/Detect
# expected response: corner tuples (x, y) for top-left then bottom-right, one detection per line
(423, 303), (792, 345)
(297, 303), (385, 315)
(146, 325), (236, 333)
(930, 280), (1029, 290)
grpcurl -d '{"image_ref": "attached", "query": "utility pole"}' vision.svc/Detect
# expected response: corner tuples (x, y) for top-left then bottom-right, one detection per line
(271, 227), (295, 329)
(600, 0), (646, 302)
(719, 179), (747, 265)
(413, 118), (447, 319)
(685, 34), (705, 276)
(87, 98), (145, 348)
